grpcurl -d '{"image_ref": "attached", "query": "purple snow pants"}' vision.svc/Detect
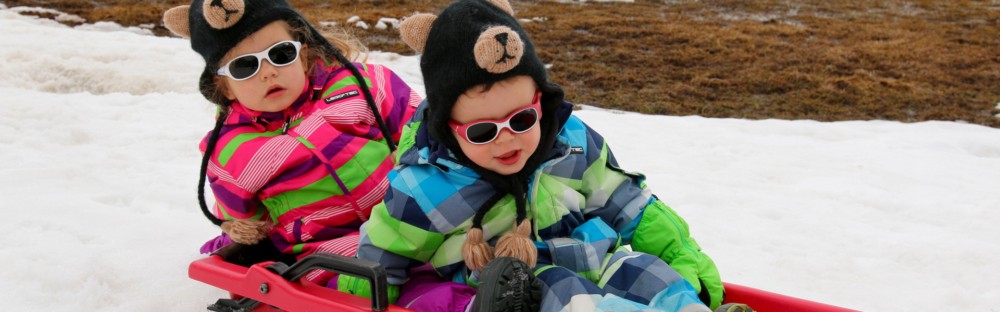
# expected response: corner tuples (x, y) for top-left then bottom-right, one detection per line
(396, 265), (476, 312)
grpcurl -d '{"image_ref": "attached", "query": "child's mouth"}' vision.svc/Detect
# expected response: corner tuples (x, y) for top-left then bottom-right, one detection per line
(495, 150), (521, 165)
(265, 86), (285, 98)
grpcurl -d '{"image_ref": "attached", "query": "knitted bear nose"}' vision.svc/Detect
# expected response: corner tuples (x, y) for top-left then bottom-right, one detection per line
(495, 33), (509, 45)
(474, 25), (523, 74)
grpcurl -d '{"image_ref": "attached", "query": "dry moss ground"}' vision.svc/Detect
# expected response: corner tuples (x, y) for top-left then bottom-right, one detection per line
(6, 0), (1000, 127)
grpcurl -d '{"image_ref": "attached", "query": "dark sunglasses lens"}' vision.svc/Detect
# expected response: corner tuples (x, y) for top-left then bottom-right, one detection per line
(509, 109), (538, 132)
(466, 123), (498, 144)
(229, 56), (260, 79)
(268, 42), (298, 65)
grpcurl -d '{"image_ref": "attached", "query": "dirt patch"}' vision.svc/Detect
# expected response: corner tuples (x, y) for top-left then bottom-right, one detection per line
(6, 0), (999, 127)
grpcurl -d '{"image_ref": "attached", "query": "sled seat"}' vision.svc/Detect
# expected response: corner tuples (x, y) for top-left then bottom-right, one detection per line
(189, 253), (412, 312)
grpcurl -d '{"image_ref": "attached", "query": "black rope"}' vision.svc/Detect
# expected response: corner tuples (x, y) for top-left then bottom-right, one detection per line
(198, 109), (228, 226)
(512, 182), (527, 222)
(470, 174), (531, 230)
(331, 50), (397, 152)
(472, 191), (507, 230)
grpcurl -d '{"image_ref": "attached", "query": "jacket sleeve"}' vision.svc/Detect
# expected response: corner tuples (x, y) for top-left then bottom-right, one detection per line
(337, 168), (447, 303)
(365, 63), (420, 143)
(574, 120), (647, 240)
(575, 121), (724, 309)
(632, 200), (723, 309)
(200, 129), (293, 223)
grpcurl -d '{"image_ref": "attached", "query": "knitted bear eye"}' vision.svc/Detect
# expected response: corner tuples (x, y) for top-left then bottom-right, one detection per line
(203, 0), (246, 30)
(474, 26), (523, 74)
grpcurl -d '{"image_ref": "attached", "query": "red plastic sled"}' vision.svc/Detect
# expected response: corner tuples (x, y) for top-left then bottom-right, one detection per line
(189, 254), (856, 311)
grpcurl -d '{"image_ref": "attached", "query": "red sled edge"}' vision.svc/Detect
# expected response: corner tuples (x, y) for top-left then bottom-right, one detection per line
(189, 255), (413, 312)
(722, 282), (858, 312)
(190, 255), (856, 312)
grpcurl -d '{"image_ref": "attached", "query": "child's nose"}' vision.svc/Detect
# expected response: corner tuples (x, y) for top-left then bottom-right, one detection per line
(258, 60), (279, 80)
(494, 127), (516, 143)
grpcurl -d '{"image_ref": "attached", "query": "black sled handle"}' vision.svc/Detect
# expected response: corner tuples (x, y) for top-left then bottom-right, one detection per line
(267, 253), (390, 312)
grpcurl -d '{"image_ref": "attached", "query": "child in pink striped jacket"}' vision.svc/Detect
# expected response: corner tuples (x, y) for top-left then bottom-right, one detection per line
(162, 0), (419, 285)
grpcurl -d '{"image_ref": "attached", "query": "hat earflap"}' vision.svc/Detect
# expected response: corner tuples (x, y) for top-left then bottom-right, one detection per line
(163, 5), (191, 38)
(399, 13), (437, 53)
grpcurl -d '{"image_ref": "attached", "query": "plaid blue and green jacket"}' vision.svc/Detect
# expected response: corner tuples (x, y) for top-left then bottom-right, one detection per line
(342, 101), (722, 307)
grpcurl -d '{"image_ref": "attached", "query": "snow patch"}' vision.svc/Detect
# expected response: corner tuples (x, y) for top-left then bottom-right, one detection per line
(717, 11), (805, 27)
(995, 102), (1000, 118)
(518, 16), (549, 23)
(75, 21), (153, 36)
(9, 5), (85, 24)
(376, 17), (400, 30)
(0, 11), (200, 95)
(345, 16), (369, 30)
(54, 12), (85, 23)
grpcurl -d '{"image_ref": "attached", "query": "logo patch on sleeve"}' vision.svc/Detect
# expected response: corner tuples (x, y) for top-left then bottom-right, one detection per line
(324, 90), (360, 103)
(570, 146), (584, 154)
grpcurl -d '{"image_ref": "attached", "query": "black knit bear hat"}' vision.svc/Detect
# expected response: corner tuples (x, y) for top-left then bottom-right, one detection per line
(399, 0), (563, 154)
(400, 0), (567, 271)
(162, 0), (336, 104)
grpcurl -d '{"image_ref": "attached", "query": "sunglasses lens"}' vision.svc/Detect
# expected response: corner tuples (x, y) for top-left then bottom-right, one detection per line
(228, 56), (260, 80)
(509, 108), (538, 132)
(268, 42), (299, 66)
(466, 123), (498, 144)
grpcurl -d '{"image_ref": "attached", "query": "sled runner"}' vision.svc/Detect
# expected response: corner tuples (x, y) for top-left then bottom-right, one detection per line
(189, 254), (856, 312)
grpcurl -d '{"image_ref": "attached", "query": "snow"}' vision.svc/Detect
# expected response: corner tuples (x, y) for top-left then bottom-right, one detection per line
(2, 7), (999, 312)
(377, 17), (401, 30)
(8, 5), (84, 23)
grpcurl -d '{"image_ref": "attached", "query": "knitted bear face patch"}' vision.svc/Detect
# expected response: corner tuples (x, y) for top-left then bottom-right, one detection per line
(399, 0), (525, 74)
(474, 26), (524, 74)
(162, 0), (247, 38)
(203, 0), (246, 30)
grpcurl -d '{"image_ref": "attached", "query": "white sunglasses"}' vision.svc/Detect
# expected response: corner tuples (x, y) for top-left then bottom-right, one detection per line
(216, 40), (302, 81)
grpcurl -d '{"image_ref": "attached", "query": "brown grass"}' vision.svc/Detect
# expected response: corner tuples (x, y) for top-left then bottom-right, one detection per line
(6, 0), (1000, 127)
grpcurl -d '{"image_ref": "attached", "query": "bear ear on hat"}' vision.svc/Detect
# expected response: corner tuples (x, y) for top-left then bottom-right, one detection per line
(399, 13), (437, 54)
(486, 0), (515, 16)
(163, 5), (191, 39)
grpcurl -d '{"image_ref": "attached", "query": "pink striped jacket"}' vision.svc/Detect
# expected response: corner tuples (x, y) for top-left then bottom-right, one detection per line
(201, 62), (419, 259)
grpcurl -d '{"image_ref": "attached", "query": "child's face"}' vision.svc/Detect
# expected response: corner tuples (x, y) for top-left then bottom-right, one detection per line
(219, 21), (308, 113)
(451, 76), (541, 175)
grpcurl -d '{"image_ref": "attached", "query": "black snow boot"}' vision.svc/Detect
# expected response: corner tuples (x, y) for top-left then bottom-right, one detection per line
(470, 257), (541, 312)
